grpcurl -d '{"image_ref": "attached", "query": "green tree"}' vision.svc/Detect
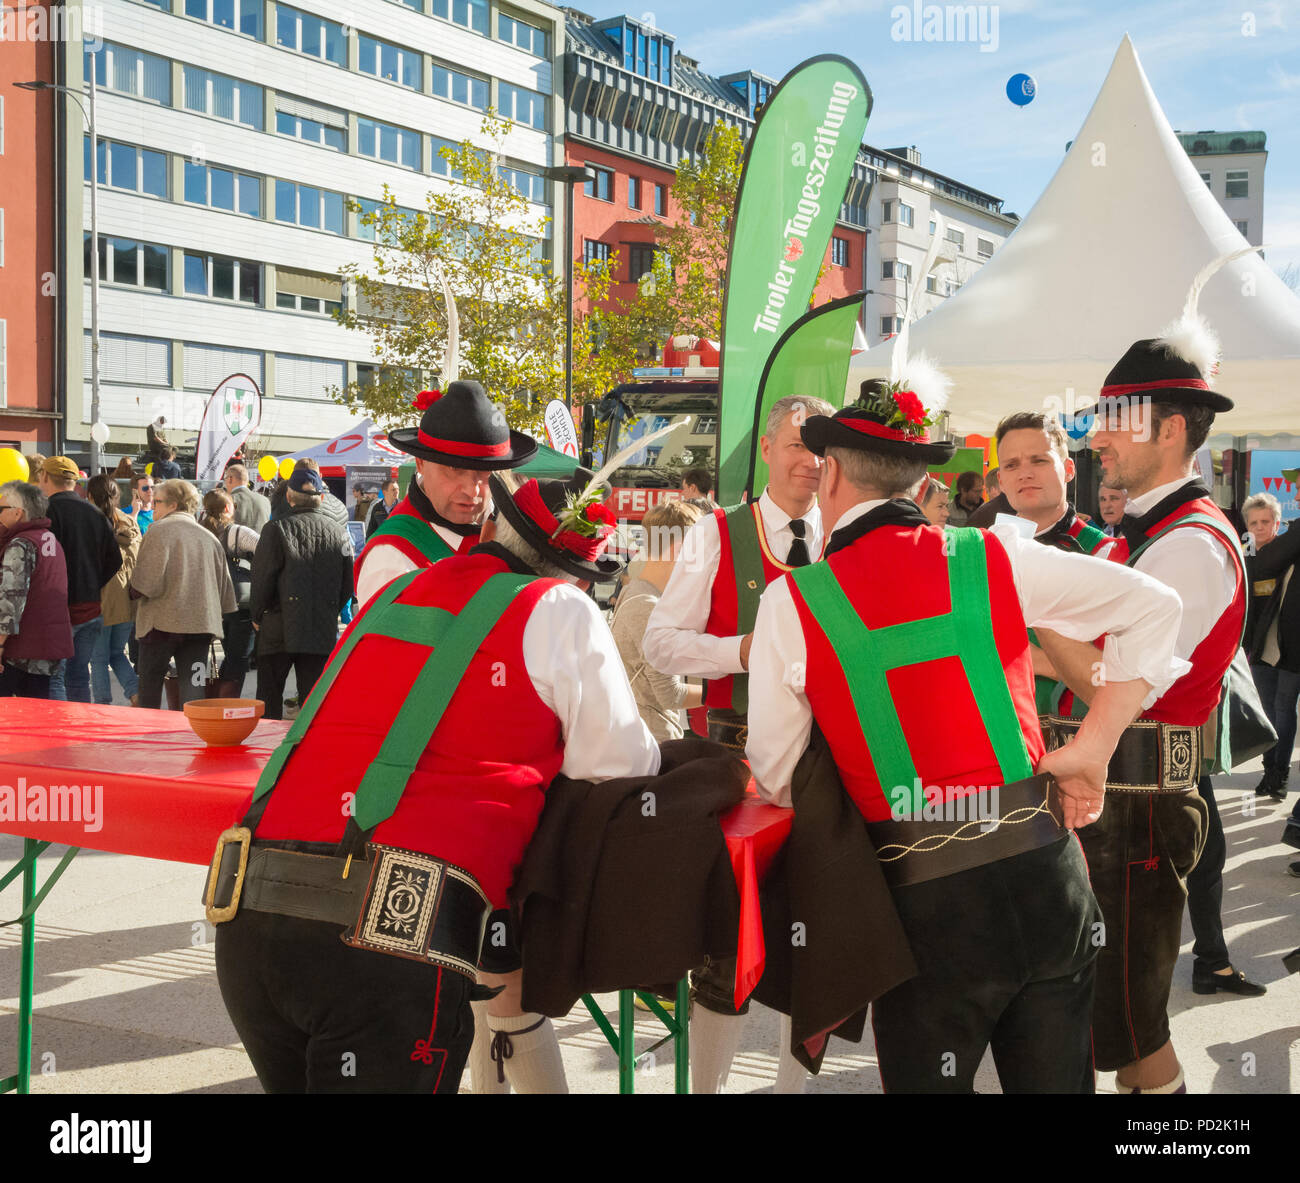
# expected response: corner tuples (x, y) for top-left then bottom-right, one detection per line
(332, 114), (634, 432)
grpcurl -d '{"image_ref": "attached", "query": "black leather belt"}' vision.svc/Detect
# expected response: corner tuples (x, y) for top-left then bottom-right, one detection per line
(866, 773), (1065, 889)
(1042, 716), (1200, 792)
(205, 836), (491, 979)
(707, 710), (748, 752)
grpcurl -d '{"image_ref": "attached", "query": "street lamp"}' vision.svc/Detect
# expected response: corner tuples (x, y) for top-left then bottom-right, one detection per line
(16, 73), (101, 474)
(543, 164), (595, 409)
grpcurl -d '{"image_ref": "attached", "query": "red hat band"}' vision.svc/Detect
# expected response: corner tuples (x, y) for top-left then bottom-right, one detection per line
(840, 417), (931, 444)
(513, 479), (613, 561)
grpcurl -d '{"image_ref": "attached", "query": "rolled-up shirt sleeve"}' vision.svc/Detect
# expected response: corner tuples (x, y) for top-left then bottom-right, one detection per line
(643, 511), (746, 678)
(989, 520), (1190, 704)
(525, 584), (661, 782)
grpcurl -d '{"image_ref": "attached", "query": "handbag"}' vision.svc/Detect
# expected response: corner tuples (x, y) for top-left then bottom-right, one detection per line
(224, 524), (253, 611)
(1201, 647), (1278, 774)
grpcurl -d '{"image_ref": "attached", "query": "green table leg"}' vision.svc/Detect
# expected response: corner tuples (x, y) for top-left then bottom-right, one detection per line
(1, 839), (80, 1095)
(675, 976), (690, 1094)
(618, 989), (635, 1094)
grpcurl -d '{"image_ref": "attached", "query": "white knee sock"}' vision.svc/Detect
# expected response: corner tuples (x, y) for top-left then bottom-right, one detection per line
(468, 1000), (509, 1094)
(774, 1013), (808, 1094)
(486, 1012), (569, 1094)
(1115, 1068), (1185, 1094)
(691, 1008), (746, 1093)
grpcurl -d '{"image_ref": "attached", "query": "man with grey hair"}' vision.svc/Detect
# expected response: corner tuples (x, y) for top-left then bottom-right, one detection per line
(644, 391), (835, 1094)
(0, 481), (74, 697)
(224, 462), (270, 532)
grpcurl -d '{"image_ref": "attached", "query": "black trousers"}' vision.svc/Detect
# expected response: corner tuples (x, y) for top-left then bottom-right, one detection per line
(1185, 775), (1230, 972)
(137, 632), (211, 709)
(215, 908), (474, 1093)
(257, 652), (329, 720)
(0, 664), (51, 697)
(870, 834), (1100, 1094)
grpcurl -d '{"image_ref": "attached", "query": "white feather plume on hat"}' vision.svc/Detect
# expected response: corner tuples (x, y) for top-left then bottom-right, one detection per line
(1153, 244), (1262, 380)
(881, 212), (952, 414)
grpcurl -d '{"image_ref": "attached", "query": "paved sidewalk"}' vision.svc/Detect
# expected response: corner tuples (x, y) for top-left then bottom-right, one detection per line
(2, 762), (1297, 1094)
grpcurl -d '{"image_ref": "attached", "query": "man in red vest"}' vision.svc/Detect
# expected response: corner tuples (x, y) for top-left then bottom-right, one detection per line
(643, 392), (835, 1093)
(744, 376), (1189, 1093)
(354, 381), (537, 607)
(207, 468), (660, 1093)
(1043, 316), (1265, 1095)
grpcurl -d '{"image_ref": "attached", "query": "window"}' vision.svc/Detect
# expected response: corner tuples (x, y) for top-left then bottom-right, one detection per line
(84, 137), (167, 197)
(695, 415), (718, 435)
(1235, 220), (1249, 237)
(183, 342), (263, 390)
(275, 95), (347, 151)
(583, 239), (611, 266)
(628, 243), (657, 280)
(977, 237), (994, 259)
(357, 118), (420, 169)
(430, 135), (463, 180)
(183, 252), (261, 304)
(925, 274), (938, 294)
(945, 227), (965, 250)
(276, 268), (343, 316)
(1226, 170), (1249, 199)
(185, 0), (262, 38)
(628, 176), (641, 209)
(929, 218), (936, 235)
(355, 198), (422, 245)
(431, 64), (488, 110)
(499, 164), (546, 203)
(1199, 171), (1212, 189)
(654, 183), (667, 216)
(433, 0), (488, 35)
(183, 162), (260, 216)
(359, 35), (421, 89)
(84, 43), (170, 103)
(881, 259), (910, 282)
(831, 236), (848, 267)
(183, 66), (264, 129)
(276, 6), (346, 65)
(83, 332), (171, 386)
(584, 166), (613, 202)
(897, 202), (914, 227)
(83, 233), (167, 290)
(499, 82), (546, 130)
(276, 354), (346, 399)
(882, 200), (891, 223)
(275, 180), (345, 233)
(498, 12), (547, 56)
(880, 316), (901, 336)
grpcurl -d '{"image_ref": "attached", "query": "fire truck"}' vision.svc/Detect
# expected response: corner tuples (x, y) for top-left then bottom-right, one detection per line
(578, 336), (721, 523)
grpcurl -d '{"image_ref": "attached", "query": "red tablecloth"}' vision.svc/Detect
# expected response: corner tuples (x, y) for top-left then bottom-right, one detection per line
(0, 701), (288, 865)
(1, 701), (793, 1006)
(719, 788), (793, 1009)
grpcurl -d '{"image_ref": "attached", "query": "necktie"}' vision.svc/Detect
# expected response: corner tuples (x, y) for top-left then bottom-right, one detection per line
(786, 518), (810, 567)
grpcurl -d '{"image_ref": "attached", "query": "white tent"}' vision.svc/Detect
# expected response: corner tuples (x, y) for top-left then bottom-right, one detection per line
(848, 36), (1300, 436)
(288, 418), (407, 468)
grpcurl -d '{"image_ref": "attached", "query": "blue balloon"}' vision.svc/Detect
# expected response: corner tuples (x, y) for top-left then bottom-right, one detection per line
(1062, 409), (1094, 440)
(1006, 73), (1036, 106)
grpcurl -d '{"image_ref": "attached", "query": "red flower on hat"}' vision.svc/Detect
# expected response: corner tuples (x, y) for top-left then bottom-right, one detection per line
(894, 389), (926, 425)
(413, 389), (441, 411)
(585, 502), (616, 527)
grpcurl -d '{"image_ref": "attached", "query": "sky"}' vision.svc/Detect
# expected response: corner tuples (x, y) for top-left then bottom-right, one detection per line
(607, 0), (1300, 276)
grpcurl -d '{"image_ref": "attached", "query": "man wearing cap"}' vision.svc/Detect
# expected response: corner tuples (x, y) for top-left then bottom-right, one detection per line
(354, 382), (536, 608)
(37, 456), (122, 702)
(744, 374), (1189, 1093)
(1043, 272), (1266, 1095)
(250, 468), (354, 720)
(208, 468), (660, 1094)
(643, 392), (835, 1094)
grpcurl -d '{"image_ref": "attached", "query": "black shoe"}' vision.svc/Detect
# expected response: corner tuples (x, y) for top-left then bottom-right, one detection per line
(1283, 822), (1300, 851)
(1254, 769), (1286, 802)
(1289, 860), (1300, 878)
(1192, 965), (1267, 996)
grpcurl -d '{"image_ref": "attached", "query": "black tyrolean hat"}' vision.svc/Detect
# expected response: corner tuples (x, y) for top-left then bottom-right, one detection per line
(802, 375), (956, 465)
(489, 468), (624, 581)
(387, 380), (538, 469)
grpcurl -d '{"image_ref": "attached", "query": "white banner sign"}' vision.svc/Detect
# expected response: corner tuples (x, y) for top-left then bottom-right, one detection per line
(196, 373), (262, 484)
(543, 399), (579, 458)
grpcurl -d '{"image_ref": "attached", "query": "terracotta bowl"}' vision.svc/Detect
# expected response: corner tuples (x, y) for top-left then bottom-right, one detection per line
(183, 698), (265, 746)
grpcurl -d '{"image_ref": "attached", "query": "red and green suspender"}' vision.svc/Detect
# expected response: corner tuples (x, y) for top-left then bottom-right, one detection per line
(790, 527), (1034, 819)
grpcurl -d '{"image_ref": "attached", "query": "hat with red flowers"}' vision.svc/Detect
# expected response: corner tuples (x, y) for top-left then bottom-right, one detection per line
(802, 361), (956, 465)
(488, 467), (624, 580)
(386, 380), (537, 470)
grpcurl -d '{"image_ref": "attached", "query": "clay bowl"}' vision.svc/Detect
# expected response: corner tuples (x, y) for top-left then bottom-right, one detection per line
(183, 698), (265, 746)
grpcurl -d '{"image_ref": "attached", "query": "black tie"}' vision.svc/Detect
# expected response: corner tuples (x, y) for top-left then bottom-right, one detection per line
(786, 518), (810, 567)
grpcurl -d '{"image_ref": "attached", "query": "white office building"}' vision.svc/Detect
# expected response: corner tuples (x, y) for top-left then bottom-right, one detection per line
(1176, 129), (1266, 248)
(59, 0), (565, 457)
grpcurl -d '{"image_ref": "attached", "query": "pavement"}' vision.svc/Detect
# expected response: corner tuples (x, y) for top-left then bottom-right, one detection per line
(3, 677), (1298, 1093)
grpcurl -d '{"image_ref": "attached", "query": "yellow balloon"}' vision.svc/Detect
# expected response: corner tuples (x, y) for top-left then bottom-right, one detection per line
(257, 455), (277, 481)
(145, 462), (154, 476)
(987, 435), (999, 469)
(279, 457), (296, 480)
(0, 448), (30, 484)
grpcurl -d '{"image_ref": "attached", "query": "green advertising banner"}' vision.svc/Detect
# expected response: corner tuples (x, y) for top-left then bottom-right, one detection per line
(717, 55), (872, 506)
(747, 293), (864, 496)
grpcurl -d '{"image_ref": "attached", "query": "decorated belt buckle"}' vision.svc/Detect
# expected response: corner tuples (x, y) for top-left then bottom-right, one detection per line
(204, 826), (252, 925)
(343, 843), (445, 961)
(1161, 726), (1198, 790)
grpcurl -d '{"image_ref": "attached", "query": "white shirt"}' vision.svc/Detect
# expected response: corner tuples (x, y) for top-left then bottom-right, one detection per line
(1120, 474), (1238, 662)
(745, 500), (1189, 807)
(523, 581), (662, 782)
(355, 476), (479, 608)
(643, 490), (823, 678)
